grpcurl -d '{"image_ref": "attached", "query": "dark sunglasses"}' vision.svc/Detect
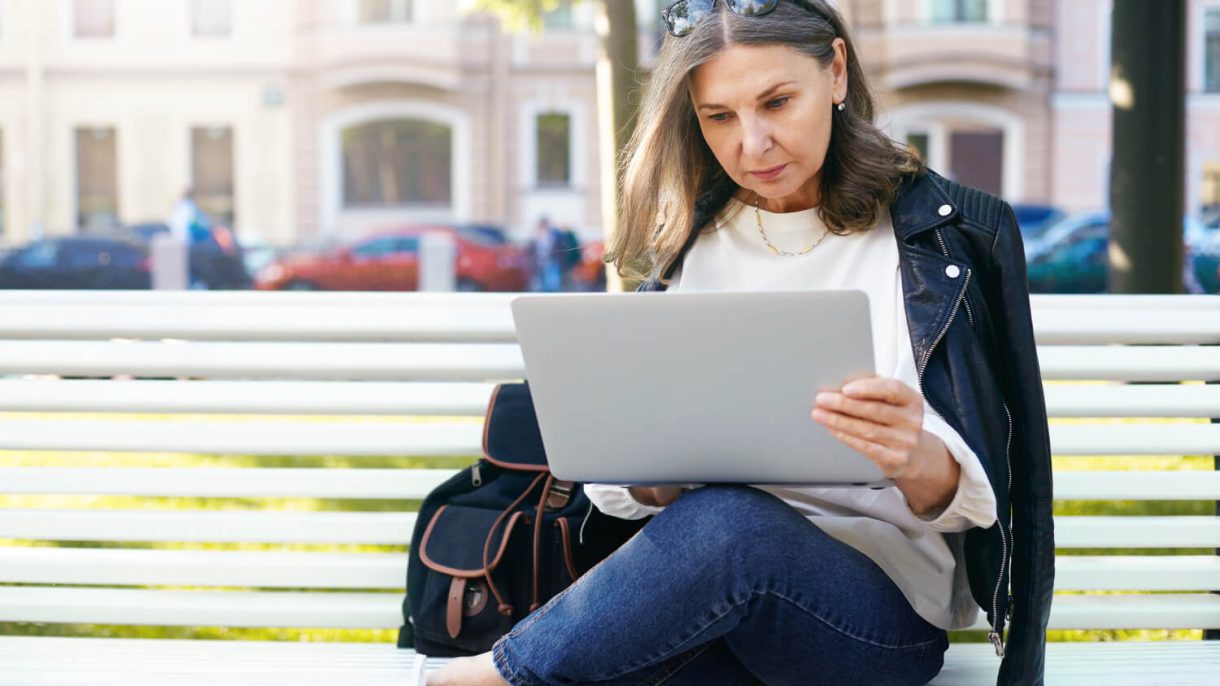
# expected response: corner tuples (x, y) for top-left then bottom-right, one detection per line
(661, 0), (817, 37)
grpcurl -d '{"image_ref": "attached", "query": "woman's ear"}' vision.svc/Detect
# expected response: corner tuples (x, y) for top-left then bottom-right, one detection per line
(831, 37), (848, 102)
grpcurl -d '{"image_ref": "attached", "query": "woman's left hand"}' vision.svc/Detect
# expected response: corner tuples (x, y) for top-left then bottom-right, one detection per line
(811, 376), (959, 514)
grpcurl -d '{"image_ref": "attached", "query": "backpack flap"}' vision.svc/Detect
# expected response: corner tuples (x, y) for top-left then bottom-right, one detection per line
(418, 503), (529, 640)
(482, 382), (548, 472)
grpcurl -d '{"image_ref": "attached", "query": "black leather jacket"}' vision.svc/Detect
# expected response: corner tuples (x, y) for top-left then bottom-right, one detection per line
(640, 170), (1054, 686)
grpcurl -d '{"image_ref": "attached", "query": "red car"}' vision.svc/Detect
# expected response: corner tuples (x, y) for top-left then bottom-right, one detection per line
(255, 225), (529, 292)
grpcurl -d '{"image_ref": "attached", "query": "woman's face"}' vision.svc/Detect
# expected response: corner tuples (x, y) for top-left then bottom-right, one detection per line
(689, 40), (847, 213)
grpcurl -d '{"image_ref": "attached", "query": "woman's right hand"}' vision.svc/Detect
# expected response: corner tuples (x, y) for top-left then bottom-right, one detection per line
(628, 486), (685, 507)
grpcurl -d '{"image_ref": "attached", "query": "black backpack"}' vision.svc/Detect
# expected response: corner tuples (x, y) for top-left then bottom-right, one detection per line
(397, 382), (646, 657)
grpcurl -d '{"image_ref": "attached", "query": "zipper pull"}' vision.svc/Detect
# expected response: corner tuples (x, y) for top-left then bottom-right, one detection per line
(988, 631), (1006, 657)
(471, 464), (483, 487)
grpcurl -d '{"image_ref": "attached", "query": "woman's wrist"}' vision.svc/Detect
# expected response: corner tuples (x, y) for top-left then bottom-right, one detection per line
(895, 431), (960, 516)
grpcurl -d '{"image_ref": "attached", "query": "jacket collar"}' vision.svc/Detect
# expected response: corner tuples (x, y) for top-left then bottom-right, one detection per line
(889, 170), (959, 243)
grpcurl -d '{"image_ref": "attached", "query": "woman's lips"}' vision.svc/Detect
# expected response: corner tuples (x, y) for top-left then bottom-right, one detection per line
(750, 163), (787, 180)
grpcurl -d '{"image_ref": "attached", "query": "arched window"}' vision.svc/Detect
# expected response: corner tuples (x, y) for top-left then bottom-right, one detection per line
(341, 119), (452, 208)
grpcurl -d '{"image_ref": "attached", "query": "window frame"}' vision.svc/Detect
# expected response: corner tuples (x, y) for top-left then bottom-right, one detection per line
(920, 0), (1003, 26)
(191, 0), (233, 38)
(70, 0), (117, 40)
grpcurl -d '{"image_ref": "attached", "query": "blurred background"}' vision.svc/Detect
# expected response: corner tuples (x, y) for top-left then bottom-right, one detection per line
(0, 0), (1216, 293)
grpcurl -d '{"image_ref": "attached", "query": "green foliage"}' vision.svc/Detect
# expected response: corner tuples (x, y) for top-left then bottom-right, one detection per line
(474, 0), (583, 33)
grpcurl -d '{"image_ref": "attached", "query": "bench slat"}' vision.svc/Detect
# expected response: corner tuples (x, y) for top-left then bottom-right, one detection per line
(1055, 516), (1220, 548)
(1031, 311), (1220, 345)
(2, 418), (1218, 456)
(1, 586), (1215, 630)
(3, 468), (1217, 501)
(0, 468), (460, 498)
(1043, 384), (1220, 417)
(1054, 556), (1220, 590)
(1053, 471), (1220, 500)
(0, 548), (405, 589)
(1038, 346), (1220, 382)
(0, 510), (417, 544)
(0, 380), (497, 415)
(2, 548), (1214, 592)
(0, 419), (483, 456)
(0, 305), (518, 342)
(0, 341), (524, 380)
(1028, 294), (1220, 310)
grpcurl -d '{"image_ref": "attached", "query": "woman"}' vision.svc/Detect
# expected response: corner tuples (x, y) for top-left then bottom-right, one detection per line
(432, 1), (1053, 684)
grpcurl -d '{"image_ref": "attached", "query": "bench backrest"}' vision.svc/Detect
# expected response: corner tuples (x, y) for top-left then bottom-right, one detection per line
(0, 291), (1218, 636)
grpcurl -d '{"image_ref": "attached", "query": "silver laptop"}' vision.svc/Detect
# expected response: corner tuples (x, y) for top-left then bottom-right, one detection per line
(509, 290), (886, 486)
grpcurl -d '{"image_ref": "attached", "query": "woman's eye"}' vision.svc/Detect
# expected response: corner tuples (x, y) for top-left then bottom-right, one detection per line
(766, 97), (790, 110)
(709, 113), (731, 123)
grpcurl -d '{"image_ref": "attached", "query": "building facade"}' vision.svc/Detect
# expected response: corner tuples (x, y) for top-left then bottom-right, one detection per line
(0, 0), (1217, 250)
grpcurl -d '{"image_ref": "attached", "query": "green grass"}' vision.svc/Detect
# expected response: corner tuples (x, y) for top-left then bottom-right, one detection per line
(1, 412), (1216, 643)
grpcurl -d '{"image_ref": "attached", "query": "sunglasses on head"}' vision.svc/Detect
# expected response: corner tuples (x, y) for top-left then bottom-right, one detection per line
(661, 0), (818, 37)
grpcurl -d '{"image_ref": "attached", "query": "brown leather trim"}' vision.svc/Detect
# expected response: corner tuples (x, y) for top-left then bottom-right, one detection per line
(446, 577), (464, 639)
(418, 505), (528, 578)
(547, 481), (574, 510)
(481, 382), (548, 473)
(555, 517), (579, 582)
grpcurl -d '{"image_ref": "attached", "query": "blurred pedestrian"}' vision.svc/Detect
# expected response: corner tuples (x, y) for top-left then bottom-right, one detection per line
(529, 216), (565, 292)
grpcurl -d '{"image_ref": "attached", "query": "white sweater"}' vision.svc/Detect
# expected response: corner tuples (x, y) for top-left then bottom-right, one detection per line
(585, 197), (998, 630)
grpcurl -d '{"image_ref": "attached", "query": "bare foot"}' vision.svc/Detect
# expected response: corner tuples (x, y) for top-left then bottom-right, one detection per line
(427, 652), (510, 686)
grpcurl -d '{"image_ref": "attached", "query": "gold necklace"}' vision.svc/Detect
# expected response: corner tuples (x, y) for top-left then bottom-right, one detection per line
(752, 192), (829, 257)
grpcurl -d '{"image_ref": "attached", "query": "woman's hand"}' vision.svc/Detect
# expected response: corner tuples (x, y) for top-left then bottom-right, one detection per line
(811, 377), (960, 516)
(628, 486), (685, 507)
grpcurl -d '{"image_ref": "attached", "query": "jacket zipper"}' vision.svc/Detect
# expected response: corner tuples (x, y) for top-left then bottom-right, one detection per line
(935, 229), (974, 328)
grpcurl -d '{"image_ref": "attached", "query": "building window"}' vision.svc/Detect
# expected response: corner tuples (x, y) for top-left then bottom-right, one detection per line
(75, 127), (119, 232)
(358, 0), (412, 24)
(342, 119), (452, 207)
(192, 127), (235, 227)
(1206, 7), (1220, 93)
(1203, 162), (1220, 215)
(906, 132), (930, 162)
(192, 0), (232, 37)
(930, 0), (988, 23)
(536, 113), (572, 187)
(73, 0), (115, 38)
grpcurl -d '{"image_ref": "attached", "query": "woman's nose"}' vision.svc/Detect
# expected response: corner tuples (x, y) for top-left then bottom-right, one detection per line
(740, 117), (773, 159)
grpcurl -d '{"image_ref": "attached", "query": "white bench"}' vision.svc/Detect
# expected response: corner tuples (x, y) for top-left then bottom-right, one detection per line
(0, 291), (1218, 685)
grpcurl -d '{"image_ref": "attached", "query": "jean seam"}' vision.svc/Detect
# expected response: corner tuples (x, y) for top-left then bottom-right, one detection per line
(493, 636), (547, 686)
(648, 641), (719, 686)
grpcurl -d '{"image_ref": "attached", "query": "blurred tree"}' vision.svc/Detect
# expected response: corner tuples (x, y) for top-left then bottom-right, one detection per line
(476, 0), (640, 291)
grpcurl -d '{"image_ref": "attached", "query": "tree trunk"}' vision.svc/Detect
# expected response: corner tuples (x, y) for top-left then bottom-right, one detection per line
(593, 0), (639, 292)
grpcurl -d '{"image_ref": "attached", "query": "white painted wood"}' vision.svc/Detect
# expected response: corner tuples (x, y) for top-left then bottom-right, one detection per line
(0, 290), (517, 307)
(0, 510), (417, 544)
(1028, 295), (1220, 310)
(0, 638), (1215, 686)
(0, 548), (406, 589)
(0, 379), (499, 415)
(1054, 556), (1220, 590)
(3, 416), (1218, 456)
(0, 305), (517, 342)
(1055, 517), (1220, 548)
(0, 341), (524, 380)
(1038, 346), (1220, 381)
(1053, 471), (1220, 500)
(1047, 422), (1220, 455)
(1043, 384), (1220, 417)
(0, 419), (483, 456)
(0, 587), (403, 628)
(2, 587), (1215, 631)
(0, 468), (460, 498)
(1031, 311), (1220, 345)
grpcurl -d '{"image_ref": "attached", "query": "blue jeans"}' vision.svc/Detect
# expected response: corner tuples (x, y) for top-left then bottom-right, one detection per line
(492, 485), (947, 686)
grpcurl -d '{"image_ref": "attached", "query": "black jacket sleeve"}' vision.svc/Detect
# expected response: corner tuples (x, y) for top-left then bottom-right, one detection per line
(991, 204), (1056, 686)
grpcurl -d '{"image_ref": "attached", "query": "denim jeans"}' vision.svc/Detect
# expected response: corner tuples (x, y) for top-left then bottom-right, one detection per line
(491, 485), (948, 686)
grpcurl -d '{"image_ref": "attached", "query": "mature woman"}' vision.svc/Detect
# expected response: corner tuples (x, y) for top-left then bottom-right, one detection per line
(432, 1), (1053, 684)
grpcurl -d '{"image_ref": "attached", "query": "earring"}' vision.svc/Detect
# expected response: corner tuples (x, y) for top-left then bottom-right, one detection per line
(836, 102), (846, 112)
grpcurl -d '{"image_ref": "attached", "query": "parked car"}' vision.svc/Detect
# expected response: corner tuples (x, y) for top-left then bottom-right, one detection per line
(254, 225), (530, 292)
(1009, 203), (1066, 244)
(1024, 211), (1219, 293)
(0, 236), (150, 289)
(569, 240), (608, 291)
(120, 221), (251, 290)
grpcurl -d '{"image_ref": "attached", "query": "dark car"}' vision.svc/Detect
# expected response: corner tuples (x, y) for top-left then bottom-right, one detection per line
(0, 236), (150, 290)
(1009, 203), (1066, 243)
(254, 225), (530, 292)
(1024, 211), (1218, 293)
(120, 221), (252, 290)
